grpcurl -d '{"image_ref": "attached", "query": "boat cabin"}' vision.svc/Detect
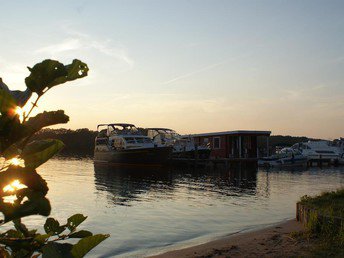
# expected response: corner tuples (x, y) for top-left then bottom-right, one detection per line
(96, 123), (154, 150)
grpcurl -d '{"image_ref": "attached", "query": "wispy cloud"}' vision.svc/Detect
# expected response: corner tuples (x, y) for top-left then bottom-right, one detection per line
(89, 40), (134, 68)
(162, 60), (227, 85)
(0, 56), (28, 89)
(35, 30), (134, 69)
(36, 39), (82, 55)
(282, 84), (328, 100)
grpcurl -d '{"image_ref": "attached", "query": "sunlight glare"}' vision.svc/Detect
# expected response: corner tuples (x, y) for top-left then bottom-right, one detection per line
(3, 195), (17, 204)
(15, 106), (24, 122)
(3, 180), (26, 193)
(9, 157), (25, 167)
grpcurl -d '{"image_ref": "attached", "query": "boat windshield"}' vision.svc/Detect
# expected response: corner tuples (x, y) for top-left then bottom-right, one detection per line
(109, 124), (140, 135)
(124, 136), (152, 144)
(135, 137), (152, 143)
(148, 129), (180, 140)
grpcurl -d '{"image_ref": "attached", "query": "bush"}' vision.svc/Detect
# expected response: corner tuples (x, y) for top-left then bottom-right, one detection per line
(0, 59), (108, 257)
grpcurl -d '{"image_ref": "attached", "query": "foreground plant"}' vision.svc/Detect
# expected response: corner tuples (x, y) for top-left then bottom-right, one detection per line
(0, 59), (109, 257)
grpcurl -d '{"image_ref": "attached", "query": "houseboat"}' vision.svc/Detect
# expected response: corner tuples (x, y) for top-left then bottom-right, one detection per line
(146, 128), (211, 159)
(94, 124), (172, 166)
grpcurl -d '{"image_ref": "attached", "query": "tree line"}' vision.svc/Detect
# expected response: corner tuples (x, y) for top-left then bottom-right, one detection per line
(34, 128), (319, 156)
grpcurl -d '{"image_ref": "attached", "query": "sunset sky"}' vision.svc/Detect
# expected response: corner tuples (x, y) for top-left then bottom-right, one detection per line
(1, 0), (343, 139)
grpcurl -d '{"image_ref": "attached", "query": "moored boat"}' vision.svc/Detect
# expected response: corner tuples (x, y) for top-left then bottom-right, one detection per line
(94, 123), (172, 166)
(258, 148), (307, 168)
(333, 138), (344, 165)
(146, 128), (211, 160)
(291, 140), (340, 164)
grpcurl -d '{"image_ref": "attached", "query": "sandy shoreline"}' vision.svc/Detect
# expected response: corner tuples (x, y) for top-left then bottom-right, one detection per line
(149, 219), (309, 258)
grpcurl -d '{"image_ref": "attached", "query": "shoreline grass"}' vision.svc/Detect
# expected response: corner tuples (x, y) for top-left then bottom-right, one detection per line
(297, 188), (344, 257)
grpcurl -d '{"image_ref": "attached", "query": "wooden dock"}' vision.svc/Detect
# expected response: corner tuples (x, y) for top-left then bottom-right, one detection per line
(306, 158), (336, 167)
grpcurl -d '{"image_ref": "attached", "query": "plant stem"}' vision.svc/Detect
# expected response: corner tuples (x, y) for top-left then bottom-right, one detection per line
(23, 95), (41, 122)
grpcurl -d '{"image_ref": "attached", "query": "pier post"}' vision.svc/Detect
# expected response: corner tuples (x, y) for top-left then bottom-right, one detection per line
(239, 136), (242, 158)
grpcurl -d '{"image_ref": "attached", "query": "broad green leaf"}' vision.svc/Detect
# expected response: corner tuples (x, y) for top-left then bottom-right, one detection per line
(28, 229), (38, 236)
(0, 88), (17, 116)
(25, 59), (88, 96)
(10, 248), (32, 258)
(13, 219), (29, 236)
(52, 59), (89, 85)
(42, 242), (73, 258)
(0, 167), (49, 195)
(0, 190), (51, 222)
(2, 229), (23, 238)
(24, 110), (69, 134)
(67, 214), (87, 231)
(34, 233), (51, 244)
(44, 218), (65, 235)
(69, 230), (93, 238)
(71, 234), (109, 258)
(0, 114), (26, 153)
(25, 60), (67, 95)
(21, 139), (64, 168)
(2, 144), (21, 159)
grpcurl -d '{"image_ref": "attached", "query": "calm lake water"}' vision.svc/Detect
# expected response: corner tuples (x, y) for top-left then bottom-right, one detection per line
(17, 158), (344, 257)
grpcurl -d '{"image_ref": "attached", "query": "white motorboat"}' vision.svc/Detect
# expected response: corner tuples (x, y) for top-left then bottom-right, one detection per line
(258, 147), (307, 168)
(146, 128), (211, 159)
(291, 140), (340, 163)
(94, 124), (172, 166)
(333, 138), (344, 164)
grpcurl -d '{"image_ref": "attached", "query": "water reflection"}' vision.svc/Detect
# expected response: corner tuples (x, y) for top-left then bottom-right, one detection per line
(94, 165), (258, 206)
(38, 159), (344, 257)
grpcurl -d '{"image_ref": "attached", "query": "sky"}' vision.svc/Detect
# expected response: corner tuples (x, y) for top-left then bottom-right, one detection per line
(1, 0), (344, 139)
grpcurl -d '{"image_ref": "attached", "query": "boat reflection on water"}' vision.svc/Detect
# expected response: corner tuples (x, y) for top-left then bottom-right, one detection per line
(93, 165), (258, 206)
(94, 165), (174, 206)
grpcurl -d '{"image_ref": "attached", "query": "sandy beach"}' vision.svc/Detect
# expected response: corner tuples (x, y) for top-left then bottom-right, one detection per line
(150, 219), (310, 258)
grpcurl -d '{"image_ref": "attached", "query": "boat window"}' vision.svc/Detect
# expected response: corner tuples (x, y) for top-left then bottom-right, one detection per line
(125, 137), (135, 143)
(96, 138), (107, 145)
(135, 137), (144, 143)
(98, 129), (107, 137)
(134, 137), (152, 143)
(144, 138), (152, 143)
(315, 150), (335, 154)
(148, 130), (158, 138)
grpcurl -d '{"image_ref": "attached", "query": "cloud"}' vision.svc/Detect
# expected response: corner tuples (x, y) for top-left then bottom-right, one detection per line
(0, 56), (28, 89)
(35, 31), (134, 69)
(35, 39), (82, 55)
(282, 84), (328, 100)
(89, 40), (134, 68)
(162, 60), (227, 85)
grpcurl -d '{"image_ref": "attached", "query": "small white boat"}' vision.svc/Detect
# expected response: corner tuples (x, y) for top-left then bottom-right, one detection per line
(146, 128), (211, 159)
(259, 148), (307, 168)
(291, 140), (340, 164)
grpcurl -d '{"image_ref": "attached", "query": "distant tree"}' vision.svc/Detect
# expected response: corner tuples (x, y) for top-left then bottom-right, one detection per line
(33, 128), (98, 156)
